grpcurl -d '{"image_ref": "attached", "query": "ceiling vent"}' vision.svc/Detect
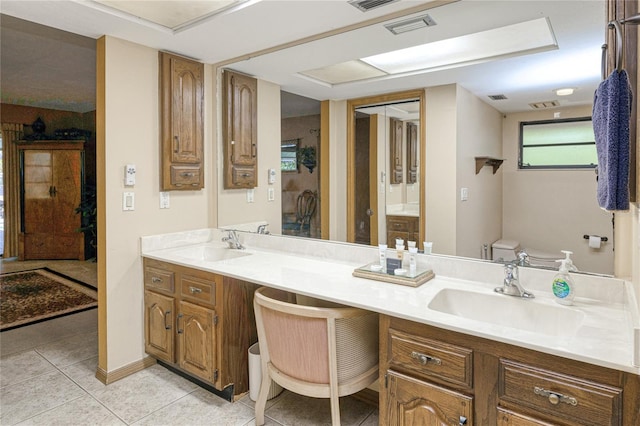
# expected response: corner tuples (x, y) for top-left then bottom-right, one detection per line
(385, 14), (437, 35)
(488, 94), (508, 100)
(349, 0), (400, 12)
(529, 100), (560, 109)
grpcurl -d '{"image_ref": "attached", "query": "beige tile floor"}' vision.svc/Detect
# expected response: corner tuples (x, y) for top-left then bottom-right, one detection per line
(0, 260), (379, 425)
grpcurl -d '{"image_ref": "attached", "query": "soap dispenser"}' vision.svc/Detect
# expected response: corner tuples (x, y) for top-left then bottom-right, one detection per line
(552, 250), (575, 306)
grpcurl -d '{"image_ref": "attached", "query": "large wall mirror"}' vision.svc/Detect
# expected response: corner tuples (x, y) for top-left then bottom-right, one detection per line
(222, 1), (620, 276)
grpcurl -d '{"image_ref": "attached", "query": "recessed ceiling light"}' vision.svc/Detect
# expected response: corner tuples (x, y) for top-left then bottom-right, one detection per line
(555, 88), (575, 96)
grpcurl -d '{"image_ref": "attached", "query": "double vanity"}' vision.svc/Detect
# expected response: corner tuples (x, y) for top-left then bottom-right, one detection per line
(141, 228), (640, 425)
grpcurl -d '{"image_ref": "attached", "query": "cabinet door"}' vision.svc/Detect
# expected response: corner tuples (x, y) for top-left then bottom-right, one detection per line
(144, 290), (175, 363)
(223, 70), (257, 189)
(497, 408), (557, 426)
(390, 118), (403, 184)
(160, 52), (204, 190)
(22, 148), (83, 259)
(406, 122), (418, 184)
(177, 300), (217, 383)
(385, 371), (473, 426)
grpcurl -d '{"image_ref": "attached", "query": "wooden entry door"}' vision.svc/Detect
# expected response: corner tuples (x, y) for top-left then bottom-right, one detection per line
(19, 141), (84, 260)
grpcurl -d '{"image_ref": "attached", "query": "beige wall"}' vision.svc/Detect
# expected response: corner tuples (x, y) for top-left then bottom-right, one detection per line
(101, 37), (212, 371)
(215, 78), (282, 234)
(455, 86), (503, 259)
(425, 85), (457, 255)
(329, 100), (347, 242)
(502, 106), (614, 275)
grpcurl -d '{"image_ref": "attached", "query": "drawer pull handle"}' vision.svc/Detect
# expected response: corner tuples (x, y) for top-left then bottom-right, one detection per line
(181, 172), (195, 177)
(242, 173), (250, 178)
(189, 286), (203, 294)
(411, 351), (441, 366)
(151, 277), (163, 283)
(534, 387), (578, 406)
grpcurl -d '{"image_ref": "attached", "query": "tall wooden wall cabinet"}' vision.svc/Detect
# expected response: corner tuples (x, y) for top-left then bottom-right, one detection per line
(223, 69), (258, 189)
(390, 117), (403, 184)
(160, 52), (204, 190)
(17, 141), (85, 260)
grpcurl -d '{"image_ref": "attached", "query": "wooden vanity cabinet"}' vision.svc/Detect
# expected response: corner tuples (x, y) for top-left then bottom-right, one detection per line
(143, 258), (259, 398)
(380, 315), (640, 426)
(386, 215), (419, 246)
(160, 52), (204, 191)
(223, 69), (258, 189)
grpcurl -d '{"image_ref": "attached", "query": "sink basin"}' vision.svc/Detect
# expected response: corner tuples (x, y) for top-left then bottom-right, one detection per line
(428, 288), (585, 337)
(171, 245), (252, 262)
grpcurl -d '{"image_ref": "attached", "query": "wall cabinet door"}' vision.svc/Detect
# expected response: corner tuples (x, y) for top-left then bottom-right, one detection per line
(144, 290), (175, 363)
(390, 117), (404, 184)
(406, 122), (418, 184)
(20, 142), (84, 260)
(385, 371), (473, 425)
(223, 69), (258, 189)
(177, 300), (217, 383)
(160, 52), (204, 190)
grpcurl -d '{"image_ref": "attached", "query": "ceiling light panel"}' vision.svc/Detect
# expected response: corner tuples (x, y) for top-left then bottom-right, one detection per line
(299, 60), (387, 85)
(362, 18), (557, 74)
(93, 0), (239, 30)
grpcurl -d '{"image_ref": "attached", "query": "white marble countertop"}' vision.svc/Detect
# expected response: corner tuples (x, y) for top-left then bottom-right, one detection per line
(141, 229), (639, 375)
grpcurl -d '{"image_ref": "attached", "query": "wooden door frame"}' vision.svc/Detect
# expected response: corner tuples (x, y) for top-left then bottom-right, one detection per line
(346, 89), (426, 247)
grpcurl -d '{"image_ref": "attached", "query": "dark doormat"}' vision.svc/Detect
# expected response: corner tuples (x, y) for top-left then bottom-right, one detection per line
(1, 268), (97, 331)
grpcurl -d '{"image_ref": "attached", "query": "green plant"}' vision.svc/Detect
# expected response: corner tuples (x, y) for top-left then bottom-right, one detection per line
(76, 184), (97, 261)
(297, 146), (317, 173)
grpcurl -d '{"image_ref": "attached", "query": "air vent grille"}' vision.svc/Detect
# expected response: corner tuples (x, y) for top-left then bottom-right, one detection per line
(529, 100), (560, 109)
(385, 14), (437, 35)
(349, 0), (400, 12)
(488, 94), (508, 100)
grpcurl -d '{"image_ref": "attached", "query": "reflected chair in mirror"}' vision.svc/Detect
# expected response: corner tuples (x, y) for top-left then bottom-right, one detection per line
(253, 287), (379, 426)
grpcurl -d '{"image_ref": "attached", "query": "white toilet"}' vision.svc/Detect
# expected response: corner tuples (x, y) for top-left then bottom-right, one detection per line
(491, 239), (562, 269)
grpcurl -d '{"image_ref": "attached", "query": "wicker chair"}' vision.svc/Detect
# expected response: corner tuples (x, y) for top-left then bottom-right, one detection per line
(253, 287), (379, 426)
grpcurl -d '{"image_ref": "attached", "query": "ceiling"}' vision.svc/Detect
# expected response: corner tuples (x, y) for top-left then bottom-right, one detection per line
(0, 0), (606, 114)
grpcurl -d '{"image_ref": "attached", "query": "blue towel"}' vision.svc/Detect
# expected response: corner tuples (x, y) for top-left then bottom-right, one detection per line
(592, 70), (632, 211)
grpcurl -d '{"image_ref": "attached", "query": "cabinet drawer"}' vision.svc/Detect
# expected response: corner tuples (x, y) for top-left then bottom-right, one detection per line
(499, 360), (622, 426)
(180, 274), (216, 306)
(232, 166), (256, 187)
(145, 267), (175, 293)
(387, 217), (410, 232)
(388, 329), (473, 389)
(170, 165), (202, 188)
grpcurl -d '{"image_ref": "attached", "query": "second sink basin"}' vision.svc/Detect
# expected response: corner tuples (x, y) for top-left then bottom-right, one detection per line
(428, 288), (585, 337)
(171, 245), (252, 263)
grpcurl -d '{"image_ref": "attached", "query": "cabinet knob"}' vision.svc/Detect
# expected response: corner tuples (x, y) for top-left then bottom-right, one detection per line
(534, 386), (578, 406)
(411, 351), (441, 366)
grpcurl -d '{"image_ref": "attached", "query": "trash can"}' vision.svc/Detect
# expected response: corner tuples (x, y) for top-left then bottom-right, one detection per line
(248, 342), (284, 401)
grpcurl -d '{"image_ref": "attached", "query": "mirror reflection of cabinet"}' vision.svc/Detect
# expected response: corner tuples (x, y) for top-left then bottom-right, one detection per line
(223, 69), (258, 189)
(406, 122), (418, 184)
(390, 117), (404, 184)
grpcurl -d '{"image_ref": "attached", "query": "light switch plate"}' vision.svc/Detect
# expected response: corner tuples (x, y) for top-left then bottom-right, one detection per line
(160, 192), (170, 209)
(268, 187), (275, 201)
(124, 164), (136, 186)
(246, 189), (255, 203)
(123, 192), (135, 211)
(461, 187), (469, 201)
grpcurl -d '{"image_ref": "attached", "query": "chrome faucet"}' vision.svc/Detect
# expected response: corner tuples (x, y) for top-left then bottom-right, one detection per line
(222, 230), (244, 250)
(257, 224), (269, 234)
(516, 250), (530, 267)
(495, 263), (534, 299)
